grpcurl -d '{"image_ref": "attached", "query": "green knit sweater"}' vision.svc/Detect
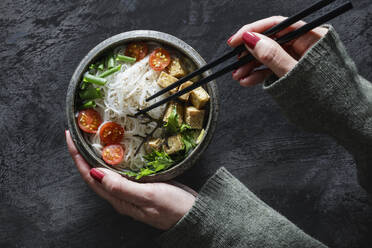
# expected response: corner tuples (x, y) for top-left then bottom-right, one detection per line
(157, 26), (372, 247)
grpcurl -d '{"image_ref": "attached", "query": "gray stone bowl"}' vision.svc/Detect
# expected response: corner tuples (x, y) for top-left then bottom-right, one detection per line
(66, 30), (219, 182)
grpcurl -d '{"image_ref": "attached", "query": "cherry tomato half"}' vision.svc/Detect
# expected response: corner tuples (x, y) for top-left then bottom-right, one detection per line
(125, 42), (148, 61)
(149, 48), (171, 71)
(102, 144), (125, 165)
(77, 109), (102, 134)
(99, 122), (125, 145)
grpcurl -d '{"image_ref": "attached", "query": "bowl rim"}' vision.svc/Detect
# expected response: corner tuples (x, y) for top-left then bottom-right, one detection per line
(66, 30), (219, 182)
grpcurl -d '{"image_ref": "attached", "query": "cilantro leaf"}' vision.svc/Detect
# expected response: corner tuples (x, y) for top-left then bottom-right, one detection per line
(180, 123), (192, 132)
(164, 106), (179, 134)
(181, 130), (197, 154)
(135, 150), (175, 179)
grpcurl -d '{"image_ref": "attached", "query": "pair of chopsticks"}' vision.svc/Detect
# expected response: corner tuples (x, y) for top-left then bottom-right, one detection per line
(135, 0), (353, 116)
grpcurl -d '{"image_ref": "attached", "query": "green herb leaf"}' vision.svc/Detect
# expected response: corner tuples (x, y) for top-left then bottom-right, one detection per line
(180, 123), (192, 132)
(136, 168), (155, 179)
(181, 130), (197, 154)
(164, 106), (179, 134)
(79, 85), (102, 100)
(136, 150), (175, 179)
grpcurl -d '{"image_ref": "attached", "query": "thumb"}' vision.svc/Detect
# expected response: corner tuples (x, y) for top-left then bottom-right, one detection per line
(91, 167), (151, 205)
(242, 31), (297, 77)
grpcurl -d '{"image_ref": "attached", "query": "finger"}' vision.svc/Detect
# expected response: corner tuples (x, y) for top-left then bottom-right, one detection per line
(239, 69), (272, 87)
(97, 168), (151, 205)
(242, 32), (297, 77)
(238, 50), (249, 59)
(273, 20), (306, 39)
(65, 130), (116, 203)
(228, 16), (287, 47)
(65, 130), (90, 179)
(291, 27), (328, 56)
(232, 61), (261, 81)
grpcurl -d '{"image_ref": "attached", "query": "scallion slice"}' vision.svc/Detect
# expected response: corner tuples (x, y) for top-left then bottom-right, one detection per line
(83, 73), (107, 86)
(116, 54), (136, 63)
(99, 64), (121, 78)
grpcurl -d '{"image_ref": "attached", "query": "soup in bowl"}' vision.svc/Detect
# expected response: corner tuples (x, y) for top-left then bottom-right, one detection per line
(66, 30), (218, 182)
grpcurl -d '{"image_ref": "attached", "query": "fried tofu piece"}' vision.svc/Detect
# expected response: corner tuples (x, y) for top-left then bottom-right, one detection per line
(157, 72), (178, 94)
(167, 58), (186, 78)
(144, 138), (164, 153)
(185, 106), (205, 129)
(163, 134), (184, 155)
(178, 81), (193, 101)
(190, 87), (210, 109)
(163, 101), (184, 126)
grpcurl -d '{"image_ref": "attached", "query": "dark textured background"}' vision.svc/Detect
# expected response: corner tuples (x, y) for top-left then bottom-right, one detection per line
(1, 0), (371, 247)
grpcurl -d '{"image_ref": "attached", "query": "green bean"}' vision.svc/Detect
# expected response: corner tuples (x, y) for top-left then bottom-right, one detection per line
(107, 55), (115, 69)
(83, 73), (107, 86)
(79, 86), (102, 100)
(116, 54), (136, 63)
(80, 100), (96, 109)
(99, 64), (121, 78)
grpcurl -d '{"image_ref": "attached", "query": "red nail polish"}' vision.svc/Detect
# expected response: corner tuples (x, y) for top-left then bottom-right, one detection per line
(242, 32), (260, 49)
(90, 168), (105, 183)
(227, 35), (234, 44)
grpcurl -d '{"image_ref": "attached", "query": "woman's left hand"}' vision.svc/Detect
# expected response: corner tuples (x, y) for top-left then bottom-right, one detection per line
(65, 130), (196, 230)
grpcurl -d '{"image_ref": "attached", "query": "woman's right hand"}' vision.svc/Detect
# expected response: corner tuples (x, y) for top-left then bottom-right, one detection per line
(227, 16), (328, 86)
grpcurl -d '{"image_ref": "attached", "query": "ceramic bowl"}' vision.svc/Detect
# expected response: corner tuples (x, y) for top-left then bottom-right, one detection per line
(66, 30), (219, 182)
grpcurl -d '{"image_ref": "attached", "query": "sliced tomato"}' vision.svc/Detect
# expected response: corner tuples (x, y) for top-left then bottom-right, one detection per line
(125, 42), (148, 61)
(99, 122), (125, 144)
(77, 109), (102, 134)
(102, 144), (124, 165)
(149, 48), (171, 71)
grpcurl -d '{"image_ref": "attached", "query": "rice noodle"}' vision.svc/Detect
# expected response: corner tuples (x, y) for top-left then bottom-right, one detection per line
(88, 52), (168, 171)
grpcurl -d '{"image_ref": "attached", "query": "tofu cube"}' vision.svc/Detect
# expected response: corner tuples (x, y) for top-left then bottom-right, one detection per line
(157, 72), (178, 94)
(166, 58), (186, 78)
(185, 106), (205, 129)
(163, 134), (184, 155)
(178, 81), (193, 101)
(190, 87), (210, 109)
(144, 138), (164, 153)
(163, 101), (184, 126)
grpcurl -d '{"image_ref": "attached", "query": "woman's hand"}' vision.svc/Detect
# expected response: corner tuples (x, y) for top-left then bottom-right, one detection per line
(65, 130), (196, 230)
(228, 16), (328, 86)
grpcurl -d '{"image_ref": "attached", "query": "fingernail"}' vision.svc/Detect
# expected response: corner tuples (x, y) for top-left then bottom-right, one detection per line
(242, 32), (260, 49)
(90, 168), (105, 183)
(227, 35), (234, 44)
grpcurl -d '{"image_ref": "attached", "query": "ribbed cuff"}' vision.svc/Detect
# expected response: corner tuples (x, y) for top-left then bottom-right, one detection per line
(262, 25), (372, 194)
(263, 24), (334, 93)
(156, 167), (235, 247)
(156, 168), (326, 248)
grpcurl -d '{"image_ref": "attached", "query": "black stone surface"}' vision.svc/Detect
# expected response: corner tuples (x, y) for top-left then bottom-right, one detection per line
(1, 0), (371, 247)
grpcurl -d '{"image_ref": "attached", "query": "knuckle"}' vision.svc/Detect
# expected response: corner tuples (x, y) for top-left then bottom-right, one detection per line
(142, 188), (155, 203)
(273, 15), (286, 21)
(259, 43), (278, 65)
(108, 179), (122, 195)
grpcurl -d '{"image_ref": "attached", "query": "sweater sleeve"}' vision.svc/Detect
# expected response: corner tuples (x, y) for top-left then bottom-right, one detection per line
(263, 25), (372, 194)
(157, 168), (326, 248)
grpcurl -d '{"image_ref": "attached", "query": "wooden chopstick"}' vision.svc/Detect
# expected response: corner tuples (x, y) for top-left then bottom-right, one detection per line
(136, 1), (352, 116)
(145, 0), (336, 102)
